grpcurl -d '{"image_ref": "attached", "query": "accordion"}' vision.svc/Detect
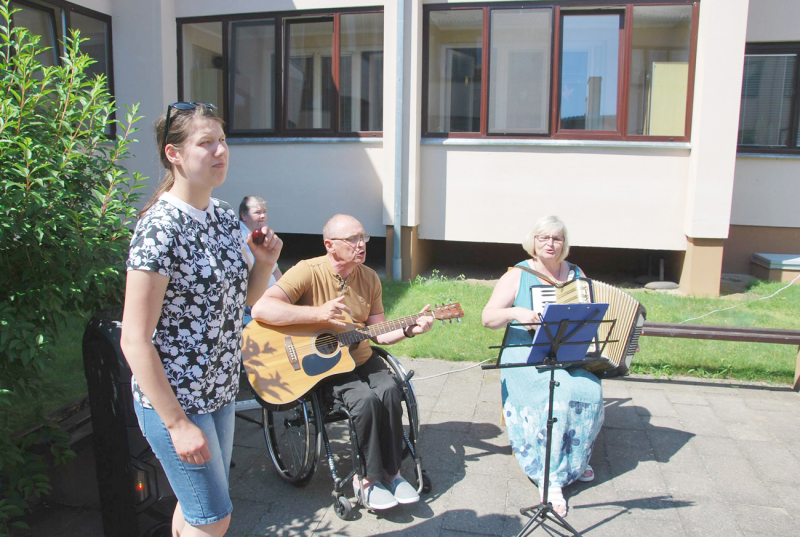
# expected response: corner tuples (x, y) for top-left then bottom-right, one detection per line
(530, 278), (646, 374)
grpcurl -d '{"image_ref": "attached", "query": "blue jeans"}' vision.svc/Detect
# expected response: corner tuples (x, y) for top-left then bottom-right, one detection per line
(133, 399), (235, 526)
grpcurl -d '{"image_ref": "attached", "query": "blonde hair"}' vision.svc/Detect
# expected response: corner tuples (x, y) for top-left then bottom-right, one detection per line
(522, 215), (570, 263)
(139, 104), (224, 217)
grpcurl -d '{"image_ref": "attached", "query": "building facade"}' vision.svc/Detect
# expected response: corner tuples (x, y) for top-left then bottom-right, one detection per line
(12, 0), (799, 295)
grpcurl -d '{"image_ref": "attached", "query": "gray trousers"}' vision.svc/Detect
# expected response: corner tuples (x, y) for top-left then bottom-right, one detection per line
(325, 350), (404, 481)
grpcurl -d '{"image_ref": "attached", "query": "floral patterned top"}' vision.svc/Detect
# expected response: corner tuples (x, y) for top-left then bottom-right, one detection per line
(126, 192), (248, 414)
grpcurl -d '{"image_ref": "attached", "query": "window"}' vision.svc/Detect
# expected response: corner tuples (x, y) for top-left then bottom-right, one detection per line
(11, 0), (114, 132)
(559, 13), (622, 132)
(178, 8), (384, 137)
(423, 2), (698, 141)
(10, 0), (113, 85)
(489, 9), (551, 135)
(737, 43), (800, 153)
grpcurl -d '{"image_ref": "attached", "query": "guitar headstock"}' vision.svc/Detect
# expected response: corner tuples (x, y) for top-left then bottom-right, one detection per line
(431, 302), (464, 323)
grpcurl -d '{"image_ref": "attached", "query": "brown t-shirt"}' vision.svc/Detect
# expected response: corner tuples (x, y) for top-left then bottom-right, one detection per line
(275, 255), (384, 366)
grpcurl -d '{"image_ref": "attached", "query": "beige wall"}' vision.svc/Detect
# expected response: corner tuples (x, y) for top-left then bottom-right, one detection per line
(418, 144), (691, 249)
(222, 143), (386, 236)
(746, 0), (800, 41)
(727, 0), (800, 270)
(68, 0), (758, 279)
(682, 0), (749, 240)
(732, 158), (800, 227)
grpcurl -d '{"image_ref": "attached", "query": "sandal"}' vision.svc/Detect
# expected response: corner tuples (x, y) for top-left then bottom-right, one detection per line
(578, 465), (595, 482)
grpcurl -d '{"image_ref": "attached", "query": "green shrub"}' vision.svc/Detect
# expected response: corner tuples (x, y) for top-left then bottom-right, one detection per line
(0, 1), (145, 533)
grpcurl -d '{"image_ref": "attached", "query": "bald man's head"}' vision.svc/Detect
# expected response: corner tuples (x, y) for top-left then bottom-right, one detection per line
(322, 214), (362, 240)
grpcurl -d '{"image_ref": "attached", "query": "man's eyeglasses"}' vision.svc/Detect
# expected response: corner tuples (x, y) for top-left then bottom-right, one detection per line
(535, 235), (565, 244)
(161, 102), (217, 155)
(331, 234), (370, 246)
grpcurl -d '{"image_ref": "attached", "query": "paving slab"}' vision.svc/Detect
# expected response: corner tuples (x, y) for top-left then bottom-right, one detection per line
(21, 363), (800, 536)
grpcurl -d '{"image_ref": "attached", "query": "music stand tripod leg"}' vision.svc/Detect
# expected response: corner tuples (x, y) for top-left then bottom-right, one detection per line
(515, 353), (583, 537)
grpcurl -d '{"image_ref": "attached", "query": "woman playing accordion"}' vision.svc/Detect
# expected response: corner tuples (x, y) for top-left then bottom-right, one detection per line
(482, 215), (603, 517)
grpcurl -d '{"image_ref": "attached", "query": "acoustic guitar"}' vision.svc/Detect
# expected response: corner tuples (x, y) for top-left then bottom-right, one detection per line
(242, 303), (464, 406)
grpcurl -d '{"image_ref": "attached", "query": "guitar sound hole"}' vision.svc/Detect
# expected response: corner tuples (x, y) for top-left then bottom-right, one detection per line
(315, 333), (339, 355)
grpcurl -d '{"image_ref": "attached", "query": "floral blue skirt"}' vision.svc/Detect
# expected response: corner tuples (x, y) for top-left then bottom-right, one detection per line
(501, 332), (604, 487)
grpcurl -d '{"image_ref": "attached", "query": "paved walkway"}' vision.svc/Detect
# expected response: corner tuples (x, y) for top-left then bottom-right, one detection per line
(26, 358), (800, 536)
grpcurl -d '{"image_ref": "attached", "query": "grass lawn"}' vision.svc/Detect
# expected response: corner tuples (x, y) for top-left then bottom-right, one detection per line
(384, 275), (800, 386)
(11, 276), (798, 432)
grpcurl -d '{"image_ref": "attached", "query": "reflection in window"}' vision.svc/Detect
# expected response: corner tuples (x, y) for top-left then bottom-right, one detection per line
(286, 19), (334, 130)
(427, 10), (483, 133)
(11, 2), (59, 67)
(340, 13), (383, 132)
(229, 20), (275, 131)
(182, 22), (224, 118)
(70, 11), (109, 82)
(739, 54), (796, 146)
(628, 5), (692, 137)
(489, 8), (551, 134)
(560, 14), (620, 131)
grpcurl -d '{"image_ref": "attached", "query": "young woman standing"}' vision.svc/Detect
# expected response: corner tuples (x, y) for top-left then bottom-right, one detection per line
(120, 103), (281, 537)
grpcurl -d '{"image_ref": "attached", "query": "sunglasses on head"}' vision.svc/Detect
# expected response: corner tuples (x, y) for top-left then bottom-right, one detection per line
(161, 102), (217, 155)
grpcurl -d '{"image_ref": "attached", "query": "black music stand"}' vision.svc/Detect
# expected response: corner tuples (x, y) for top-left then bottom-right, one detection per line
(483, 304), (613, 537)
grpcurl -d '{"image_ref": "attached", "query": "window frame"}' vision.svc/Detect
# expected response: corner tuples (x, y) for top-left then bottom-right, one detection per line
(176, 6), (385, 138)
(737, 42), (800, 155)
(10, 0), (115, 134)
(422, 1), (699, 142)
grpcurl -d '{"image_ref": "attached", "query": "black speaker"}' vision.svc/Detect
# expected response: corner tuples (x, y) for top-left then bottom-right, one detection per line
(82, 308), (175, 537)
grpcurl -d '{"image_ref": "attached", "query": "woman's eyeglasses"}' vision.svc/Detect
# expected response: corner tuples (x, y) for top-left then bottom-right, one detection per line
(331, 234), (371, 246)
(161, 102), (216, 154)
(535, 235), (564, 244)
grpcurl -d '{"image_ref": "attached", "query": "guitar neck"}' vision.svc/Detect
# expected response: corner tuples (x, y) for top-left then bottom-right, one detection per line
(338, 312), (429, 346)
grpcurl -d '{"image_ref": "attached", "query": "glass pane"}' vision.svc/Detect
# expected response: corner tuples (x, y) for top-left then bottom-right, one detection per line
(627, 6), (692, 137)
(427, 10), (483, 133)
(489, 8), (551, 134)
(229, 20), (275, 131)
(11, 3), (59, 67)
(70, 12), (109, 83)
(286, 19), (334, 130)
(738, 54), (796, 147)
(181, 22), (224, 118)
(560, 14), (620, 131)
(340, 13), (384, 132)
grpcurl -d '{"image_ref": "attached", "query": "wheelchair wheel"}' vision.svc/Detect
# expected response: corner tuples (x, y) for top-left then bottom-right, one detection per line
(263, 393), (321, 486)
(372, 347), (421, 456)
(333, 493), (353, 520)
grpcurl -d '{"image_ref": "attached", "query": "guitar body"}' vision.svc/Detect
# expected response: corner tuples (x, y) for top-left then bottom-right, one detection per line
(242, 314), (360, 406)
(241, 302), (464, 406)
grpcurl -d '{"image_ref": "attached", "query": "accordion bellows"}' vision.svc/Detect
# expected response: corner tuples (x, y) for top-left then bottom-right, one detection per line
(533, 278), (646, 373)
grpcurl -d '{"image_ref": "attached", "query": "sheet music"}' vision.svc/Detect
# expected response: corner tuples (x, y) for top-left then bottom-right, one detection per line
(530, 285), (557, 315)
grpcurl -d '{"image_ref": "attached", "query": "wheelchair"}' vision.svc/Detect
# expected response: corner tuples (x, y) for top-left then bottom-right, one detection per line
(249, 346), (432, 520)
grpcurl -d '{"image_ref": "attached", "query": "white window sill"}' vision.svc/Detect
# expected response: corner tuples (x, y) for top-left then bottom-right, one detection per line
(737, 152), (800, 159)
(422, 138), (691, 150)
(227, 137), (382, 145)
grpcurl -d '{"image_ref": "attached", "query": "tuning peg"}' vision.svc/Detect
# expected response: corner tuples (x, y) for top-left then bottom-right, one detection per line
(457, 318), (461, 323)
(441, 320), (446, 325)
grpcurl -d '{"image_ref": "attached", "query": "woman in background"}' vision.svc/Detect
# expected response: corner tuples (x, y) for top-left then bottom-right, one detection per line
(239, 195), (282, 326)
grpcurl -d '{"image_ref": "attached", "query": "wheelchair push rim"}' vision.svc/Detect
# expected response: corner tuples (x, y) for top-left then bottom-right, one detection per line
(263, 395), (321, 486)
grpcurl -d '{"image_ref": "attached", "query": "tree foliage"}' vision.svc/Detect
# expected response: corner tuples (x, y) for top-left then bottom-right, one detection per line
(0, 1), (145, 533)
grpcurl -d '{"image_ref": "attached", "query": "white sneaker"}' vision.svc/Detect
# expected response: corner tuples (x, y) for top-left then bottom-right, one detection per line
(354, 479), (398, 510)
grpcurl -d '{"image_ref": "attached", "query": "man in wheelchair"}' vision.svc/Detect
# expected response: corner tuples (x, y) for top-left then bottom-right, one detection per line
(251, 214), (433, 510)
